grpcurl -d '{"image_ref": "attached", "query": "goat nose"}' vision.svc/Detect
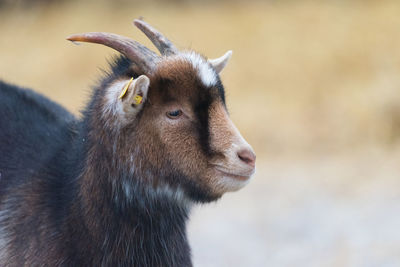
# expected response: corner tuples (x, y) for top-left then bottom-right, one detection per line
(237, 148), (256, 167)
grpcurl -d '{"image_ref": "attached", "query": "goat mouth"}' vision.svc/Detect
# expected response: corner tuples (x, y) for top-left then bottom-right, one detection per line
(215, 168), (251, 181)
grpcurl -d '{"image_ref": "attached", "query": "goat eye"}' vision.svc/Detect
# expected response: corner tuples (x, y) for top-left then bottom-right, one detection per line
(166, 110), (182, 119)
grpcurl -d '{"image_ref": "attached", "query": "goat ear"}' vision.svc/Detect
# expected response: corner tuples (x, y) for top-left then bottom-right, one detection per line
(208, 50), (232, 74)
(120, 75), (150, 116)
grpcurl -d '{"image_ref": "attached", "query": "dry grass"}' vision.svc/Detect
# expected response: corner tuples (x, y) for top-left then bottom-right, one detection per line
(1, 1), (400, 266)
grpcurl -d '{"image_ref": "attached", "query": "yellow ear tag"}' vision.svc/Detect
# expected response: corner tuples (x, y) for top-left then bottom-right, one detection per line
(133, 95), (143, 105)
(118, 77), (134, 99)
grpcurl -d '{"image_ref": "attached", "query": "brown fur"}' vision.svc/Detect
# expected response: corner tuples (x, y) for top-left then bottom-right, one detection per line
(0, 47), (254, 266)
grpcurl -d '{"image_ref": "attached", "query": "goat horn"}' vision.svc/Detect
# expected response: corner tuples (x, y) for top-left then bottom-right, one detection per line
(67, 32), (160, 73)
(133, 19), (178, 56)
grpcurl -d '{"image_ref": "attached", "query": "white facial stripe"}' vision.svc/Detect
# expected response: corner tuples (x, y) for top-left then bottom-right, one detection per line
(175, 52), (218, 87)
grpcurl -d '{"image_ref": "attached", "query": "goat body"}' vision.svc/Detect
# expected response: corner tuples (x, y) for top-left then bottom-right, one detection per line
(0, 67), (191, 266)
(0, 20), (256, 266)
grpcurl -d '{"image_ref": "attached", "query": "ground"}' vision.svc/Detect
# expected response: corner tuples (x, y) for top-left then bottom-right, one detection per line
(190, 150), (400, 266)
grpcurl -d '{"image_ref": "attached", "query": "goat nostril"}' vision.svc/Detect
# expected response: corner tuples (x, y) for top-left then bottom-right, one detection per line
(237, 149), (256, 167)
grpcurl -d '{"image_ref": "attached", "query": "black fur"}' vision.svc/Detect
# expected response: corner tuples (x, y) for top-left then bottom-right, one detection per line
(0, 57), (195, 266)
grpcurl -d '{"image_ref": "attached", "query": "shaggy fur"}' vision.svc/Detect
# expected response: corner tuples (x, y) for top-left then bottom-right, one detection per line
(0, 54), (234, 266)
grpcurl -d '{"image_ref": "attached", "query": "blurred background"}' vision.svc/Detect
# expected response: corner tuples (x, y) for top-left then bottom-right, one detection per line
(1, 0), (400, 266)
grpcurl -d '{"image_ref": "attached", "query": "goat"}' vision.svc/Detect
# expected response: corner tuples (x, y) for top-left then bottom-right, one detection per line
(0, 19), (256, 266)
